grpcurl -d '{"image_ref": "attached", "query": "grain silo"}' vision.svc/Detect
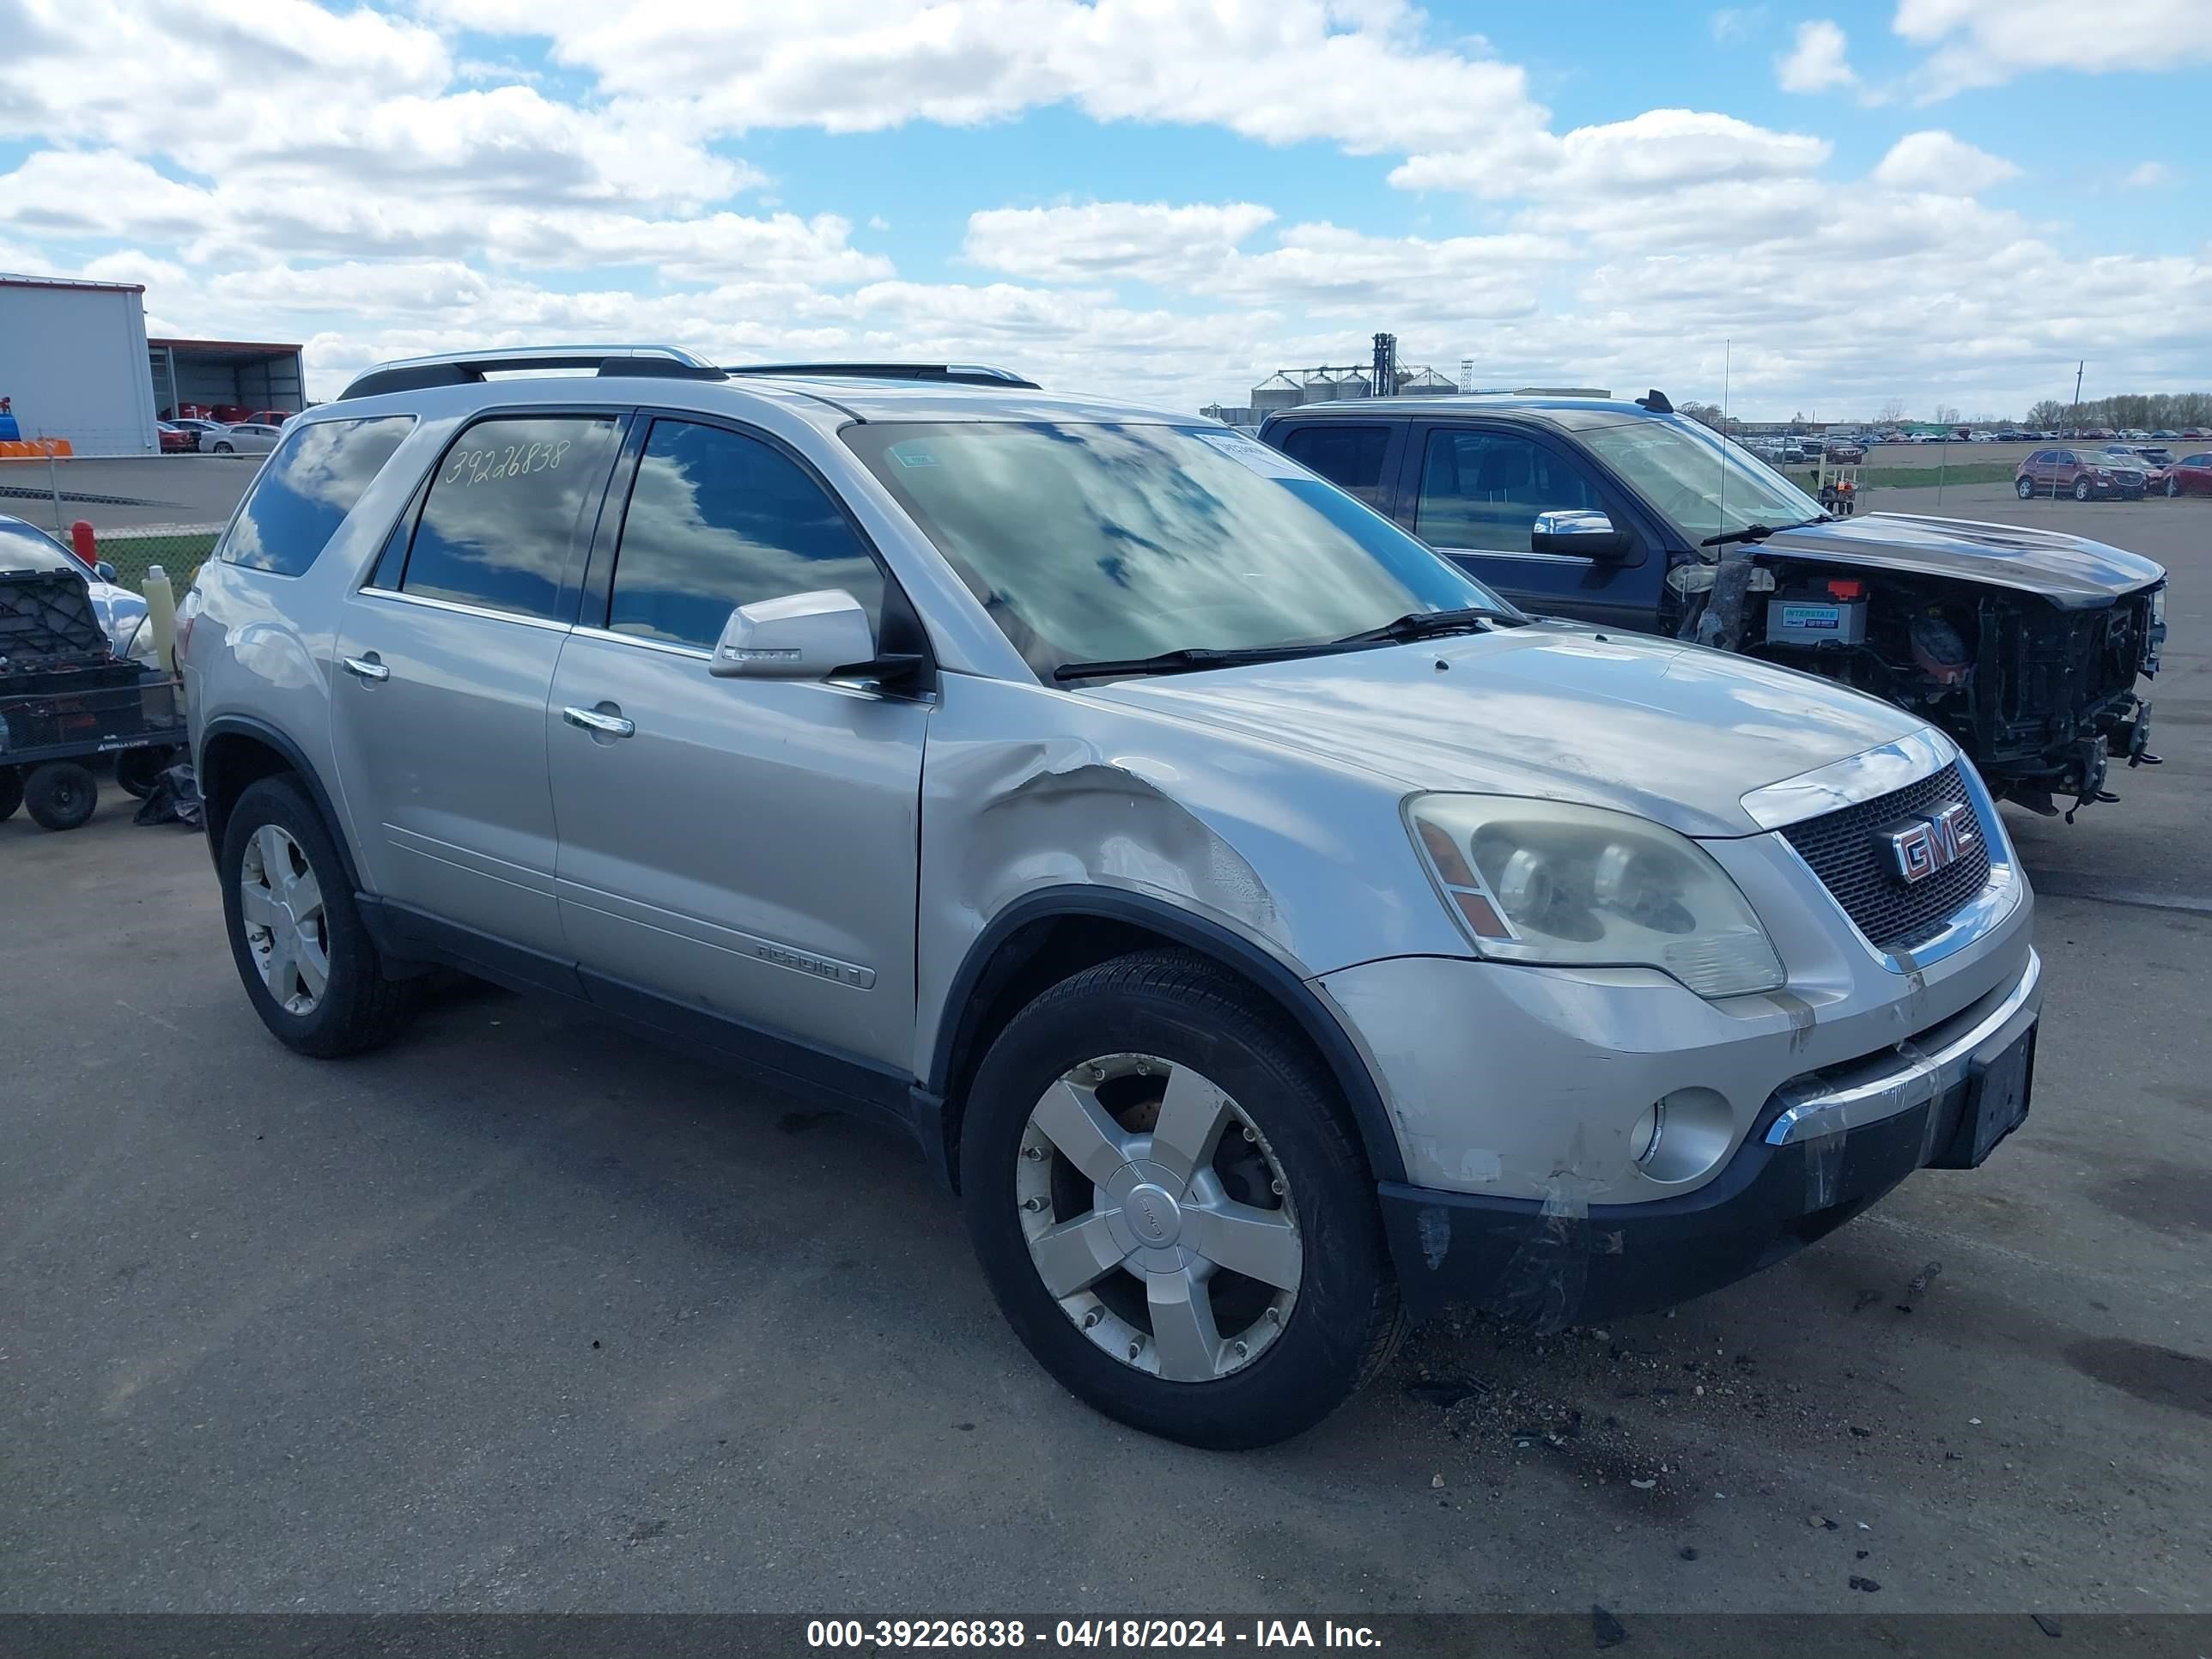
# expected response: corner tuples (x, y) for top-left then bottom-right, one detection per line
(1251, 372), (1304, 416)
(1397, 368), (1456, 398)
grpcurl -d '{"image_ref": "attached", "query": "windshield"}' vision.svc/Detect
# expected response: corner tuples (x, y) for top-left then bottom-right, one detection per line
(845, 422), (1507, 679)
(1579, 416), (1826, 547)
(0, 518), (77, 574)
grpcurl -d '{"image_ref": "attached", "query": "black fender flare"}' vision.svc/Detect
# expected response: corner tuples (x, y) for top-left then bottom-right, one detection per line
(922, 885), (1408, 1187)
(196, 714), (366, 895)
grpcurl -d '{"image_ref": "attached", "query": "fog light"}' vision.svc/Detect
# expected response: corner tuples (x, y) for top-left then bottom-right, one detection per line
(1631, 1089), (1734, 1184)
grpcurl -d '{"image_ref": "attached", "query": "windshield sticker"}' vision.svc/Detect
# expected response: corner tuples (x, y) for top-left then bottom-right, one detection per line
(890, 443), (941, 467)
(1191, 429), (1304, 479)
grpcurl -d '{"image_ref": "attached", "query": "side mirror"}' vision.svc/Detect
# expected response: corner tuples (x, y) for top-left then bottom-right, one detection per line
(1530, 508), (1632, 560)
(708, 588), (896, 682)
(94, 562), (118, 583)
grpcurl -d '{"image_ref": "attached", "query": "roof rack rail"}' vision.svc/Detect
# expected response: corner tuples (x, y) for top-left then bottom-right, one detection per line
(722, 362), (1040, 390)
(337, 345), (724, 402)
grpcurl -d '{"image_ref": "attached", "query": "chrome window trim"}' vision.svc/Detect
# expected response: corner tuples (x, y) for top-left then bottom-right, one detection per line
(1763, 947), (2040, 1146)
(1738, 726), (1956, 831)
(356, 587), (574, 634)
(571, 624), (712, 660)
(1431, 544), (1594, 566)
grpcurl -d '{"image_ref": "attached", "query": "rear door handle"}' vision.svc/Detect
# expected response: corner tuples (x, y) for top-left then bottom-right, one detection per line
(341, 655), (390, 683)
(562, 705), (635, 738)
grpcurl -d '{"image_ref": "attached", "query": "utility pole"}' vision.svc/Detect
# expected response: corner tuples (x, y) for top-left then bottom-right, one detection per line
(2070, 360), (2084, 435)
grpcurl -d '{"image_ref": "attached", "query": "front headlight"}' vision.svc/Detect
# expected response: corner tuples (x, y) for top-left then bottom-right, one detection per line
(1405, 794), (1786, 999)
(2149, 586), (2166, 624)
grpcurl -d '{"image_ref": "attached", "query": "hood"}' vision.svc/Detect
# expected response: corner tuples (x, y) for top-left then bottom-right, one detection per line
(1084, 622), (1923, 837)
(1753, 512), (2164, 609)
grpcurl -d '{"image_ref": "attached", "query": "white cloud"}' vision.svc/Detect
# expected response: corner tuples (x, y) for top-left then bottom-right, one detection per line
(1776, 20), (1857, 92)
(964, 203), (1280, 286)
(1392, 109), (1829, 201)
(2, 0), (2206, 422)
(2124, 161), (2173, 189)
(1871, 131), (2021, 194)
(420, 0), (1552, 158)
(1710, 8), (1765, 44)
(1896, 0), (2210, 100)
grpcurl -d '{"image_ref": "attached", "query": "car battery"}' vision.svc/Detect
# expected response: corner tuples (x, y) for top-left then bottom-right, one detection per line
(1765, 586), (1867, 647)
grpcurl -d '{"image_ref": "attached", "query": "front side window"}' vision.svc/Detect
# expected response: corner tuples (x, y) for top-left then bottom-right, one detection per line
(401, 416), (621, 620)
(608, 420), (883, 650)
(844, 422), (1501, 680)
(222, 415), (414, 576)
(1415, 429), (1604, 553)
(1576, 414), (1826, 545)
(1275, 424), (1392, 505)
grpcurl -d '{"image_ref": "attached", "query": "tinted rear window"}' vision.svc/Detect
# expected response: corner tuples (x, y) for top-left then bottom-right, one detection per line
(1273, 424), (1392, 504)
(400, 415), (622, 621)
(222, 416), (415, 576)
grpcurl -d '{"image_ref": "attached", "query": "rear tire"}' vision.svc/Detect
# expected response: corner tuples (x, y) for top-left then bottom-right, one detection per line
(958, 948), (1404, 1449)
(25, 762), (97, 830)
(0, 766), (21, 823)
(2074, 477), (2092, 501)
(114, 745), (174, 799)
(220, 775), (421, 1057)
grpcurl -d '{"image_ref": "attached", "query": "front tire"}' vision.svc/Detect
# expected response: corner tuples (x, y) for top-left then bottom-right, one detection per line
(2169, 477), (2181, 498)
(959, 949), (1403, 1449)
(25, 762), (97, 830)
(2074, 477), (2093, 501)
(220, 775), (420, 1057)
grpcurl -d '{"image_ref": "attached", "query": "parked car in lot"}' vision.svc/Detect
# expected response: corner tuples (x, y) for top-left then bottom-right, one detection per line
(243, 409), (296, 427)
(179, 346), (2046, 1447)
(164, 417), (223, 450)
(2155, 452), (2210, 496)
(1263, 394), (2166, 819)
(156, 421), (193, 453)
(1822, 438), (1867, 463)
(205, 422), (283, 455)
(2018, 447), (2148, 501)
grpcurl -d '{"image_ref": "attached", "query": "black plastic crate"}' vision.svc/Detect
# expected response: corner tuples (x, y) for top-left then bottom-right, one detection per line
(0, 568), (115, 676)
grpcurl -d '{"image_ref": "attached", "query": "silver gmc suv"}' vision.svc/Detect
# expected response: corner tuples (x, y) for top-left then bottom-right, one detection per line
(179, 346), (2041, 1448)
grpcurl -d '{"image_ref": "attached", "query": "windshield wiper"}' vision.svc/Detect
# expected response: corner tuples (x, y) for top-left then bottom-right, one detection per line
(1331, 605), (1522, 646)
(1052, 641), (1367, 683)
(1699, 514), (1832, 549)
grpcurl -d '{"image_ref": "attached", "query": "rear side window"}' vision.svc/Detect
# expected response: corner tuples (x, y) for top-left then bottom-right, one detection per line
(222, 416), (414, 575)
(401, 416), (622, 621)
(606, 418), (882, 650)
(1274, 424), (1392, 505)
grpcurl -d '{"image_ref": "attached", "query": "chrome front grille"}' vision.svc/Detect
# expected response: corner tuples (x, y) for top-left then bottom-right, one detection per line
(1780, 762), (1992, 954)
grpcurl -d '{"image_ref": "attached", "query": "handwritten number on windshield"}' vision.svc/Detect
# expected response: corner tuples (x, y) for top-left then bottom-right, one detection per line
(441, 439), (572, 487)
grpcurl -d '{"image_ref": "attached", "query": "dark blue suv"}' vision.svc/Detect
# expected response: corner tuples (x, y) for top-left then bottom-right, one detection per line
(1261, 393), (2168, 818)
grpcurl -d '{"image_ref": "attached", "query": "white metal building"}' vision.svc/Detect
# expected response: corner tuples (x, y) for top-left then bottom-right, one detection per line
(0, 274), (160, 456)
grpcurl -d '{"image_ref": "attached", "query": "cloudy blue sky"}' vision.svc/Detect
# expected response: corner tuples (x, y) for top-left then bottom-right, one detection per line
(2, 0), (2204, 418)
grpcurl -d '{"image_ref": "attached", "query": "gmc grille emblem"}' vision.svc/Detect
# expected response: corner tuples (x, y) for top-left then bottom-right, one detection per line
(1876, 801), (1978, 884)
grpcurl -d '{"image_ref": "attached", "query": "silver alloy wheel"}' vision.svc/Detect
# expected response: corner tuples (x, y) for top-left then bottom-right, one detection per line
(1016, 1053), (1302, 1382)
(238, 823), (329, 1016)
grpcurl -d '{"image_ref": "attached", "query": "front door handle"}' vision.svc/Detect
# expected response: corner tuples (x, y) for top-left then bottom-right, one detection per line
(341, 655), (390, 683)
(562, 705), (635, 738)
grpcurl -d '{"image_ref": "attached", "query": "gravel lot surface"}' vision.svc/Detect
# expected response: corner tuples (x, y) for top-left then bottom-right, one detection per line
(2, 485), (2205, 1614)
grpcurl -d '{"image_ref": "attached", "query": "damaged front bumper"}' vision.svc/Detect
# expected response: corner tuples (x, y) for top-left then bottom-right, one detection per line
(1370, 948), (2040, 1325)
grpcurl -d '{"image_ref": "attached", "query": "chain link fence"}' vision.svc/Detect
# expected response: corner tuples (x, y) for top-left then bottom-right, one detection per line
(91, 526), (223, 593)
